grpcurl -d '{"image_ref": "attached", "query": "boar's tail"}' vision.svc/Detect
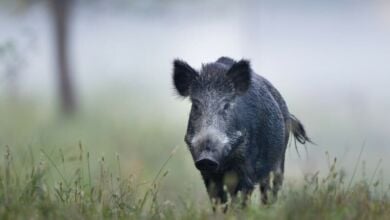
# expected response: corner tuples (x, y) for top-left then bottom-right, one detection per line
(289, 114), (313, 145)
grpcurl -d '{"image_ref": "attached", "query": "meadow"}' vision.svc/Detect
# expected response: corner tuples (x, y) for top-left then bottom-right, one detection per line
(0, 94), (389, 220)
(1, 0), (390, 218)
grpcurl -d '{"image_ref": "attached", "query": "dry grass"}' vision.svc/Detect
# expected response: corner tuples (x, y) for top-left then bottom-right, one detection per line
(0, 144), (389, 220)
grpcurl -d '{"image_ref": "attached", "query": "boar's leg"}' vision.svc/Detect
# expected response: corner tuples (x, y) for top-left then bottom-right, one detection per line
(236, 175), (255, 207)
(203, 176), (227, 211)
(225, 189), (252, 209)
(272, 159), (285, 199)
(260, 176), (271, 204)
(260, 161), (285, 204)
(239, 188), (253, 208)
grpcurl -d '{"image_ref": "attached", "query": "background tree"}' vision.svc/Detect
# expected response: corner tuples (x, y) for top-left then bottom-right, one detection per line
(3, 0), (78, 114)
(49, 0), (77, 115)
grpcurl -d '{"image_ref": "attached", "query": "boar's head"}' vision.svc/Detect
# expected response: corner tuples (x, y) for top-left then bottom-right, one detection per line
(172, 58), (251, 172)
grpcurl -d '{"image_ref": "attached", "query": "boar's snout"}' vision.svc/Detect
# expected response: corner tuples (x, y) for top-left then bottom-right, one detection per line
(190, 130), (228, 172)
(195, 154), (219, 171)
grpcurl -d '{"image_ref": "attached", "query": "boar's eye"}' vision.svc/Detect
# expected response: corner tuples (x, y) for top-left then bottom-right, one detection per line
(220, 102), (231, 115)
(193, 103), (199, 112)
(191, 101), (202, 116)
(223, 103), (230, 111)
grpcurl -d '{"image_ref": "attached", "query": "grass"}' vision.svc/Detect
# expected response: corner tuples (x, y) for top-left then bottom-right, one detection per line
(1, 144), (389, 220)
(0, 97), (389, 219)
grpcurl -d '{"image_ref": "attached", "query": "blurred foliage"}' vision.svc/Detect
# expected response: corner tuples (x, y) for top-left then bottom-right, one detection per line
(0, 41), (26, 79)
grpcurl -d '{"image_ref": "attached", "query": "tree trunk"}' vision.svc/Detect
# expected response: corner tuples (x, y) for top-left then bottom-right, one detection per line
(50, 0), (76, 115)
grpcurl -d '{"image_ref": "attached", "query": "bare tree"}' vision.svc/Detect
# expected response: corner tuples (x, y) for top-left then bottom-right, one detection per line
(49, 0), (77, 115)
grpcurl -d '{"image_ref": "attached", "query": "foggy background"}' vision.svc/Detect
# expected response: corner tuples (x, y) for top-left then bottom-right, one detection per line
(1, 0), (389, 202)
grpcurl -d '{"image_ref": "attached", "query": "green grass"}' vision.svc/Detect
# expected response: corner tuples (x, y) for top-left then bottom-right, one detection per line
(0, 98), (389, 219)
(1, 144), (389, 220)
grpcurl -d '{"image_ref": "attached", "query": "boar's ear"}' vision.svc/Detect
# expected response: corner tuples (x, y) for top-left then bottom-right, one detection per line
(173, 59), (198, 97)
(226, 59), (251, 95)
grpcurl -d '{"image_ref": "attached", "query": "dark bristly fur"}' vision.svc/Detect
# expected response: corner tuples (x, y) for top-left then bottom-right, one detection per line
(172, 57), (311, 209)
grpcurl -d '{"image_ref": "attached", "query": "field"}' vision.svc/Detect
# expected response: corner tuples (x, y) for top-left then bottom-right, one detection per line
(0, 95), (389, 220)
(1, 0), (390, 218)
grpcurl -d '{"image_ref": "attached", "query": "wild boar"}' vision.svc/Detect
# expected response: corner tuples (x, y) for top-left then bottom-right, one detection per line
(172, 57), (311, 207)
